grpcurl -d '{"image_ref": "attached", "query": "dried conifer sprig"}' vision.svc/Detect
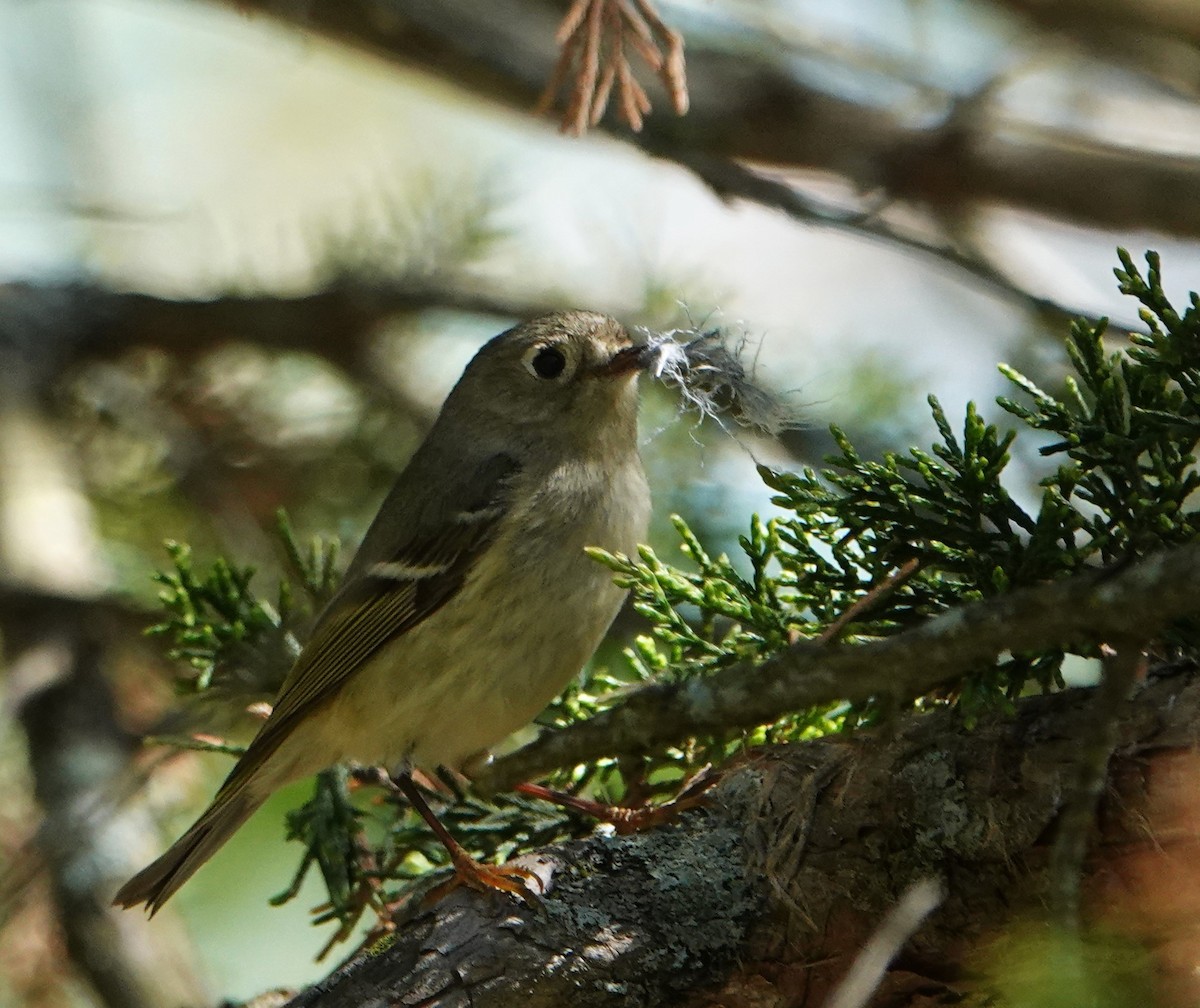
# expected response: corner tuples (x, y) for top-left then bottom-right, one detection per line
(538, 0), (689, 135)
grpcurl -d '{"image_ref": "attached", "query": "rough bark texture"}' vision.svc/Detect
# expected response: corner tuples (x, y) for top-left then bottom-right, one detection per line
(279, 665), (1200, 1008)
(290, 818), (760, 1008)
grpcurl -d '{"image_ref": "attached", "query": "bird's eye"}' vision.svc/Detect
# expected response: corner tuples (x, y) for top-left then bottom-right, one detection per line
(528, 345), (567, 380)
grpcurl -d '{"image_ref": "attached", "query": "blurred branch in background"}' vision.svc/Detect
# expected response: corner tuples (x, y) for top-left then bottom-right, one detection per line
(0, 307), (207, 1007)
(67, 281), (559, 374)
(993, 0), (1200, 97)
(7, 597), (207, 1008)
(225, 0), (1200, 231)
(647, 149), (1143, 335)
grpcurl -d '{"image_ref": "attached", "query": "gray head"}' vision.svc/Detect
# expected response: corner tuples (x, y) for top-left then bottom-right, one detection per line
(437, 311), (647, 457)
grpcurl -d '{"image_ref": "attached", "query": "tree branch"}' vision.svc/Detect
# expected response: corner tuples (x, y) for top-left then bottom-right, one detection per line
(281, 667), (1200, 1008)
(647, 148), (1142, 334)
(477, 544), (1200, 793)
(287, 812), (759, 1008)
(987, 0), (1200, 98)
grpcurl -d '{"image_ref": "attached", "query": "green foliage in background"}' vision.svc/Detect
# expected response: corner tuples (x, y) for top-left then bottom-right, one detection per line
(144, 250), (1200, 949)
(147, 513), (338, 724)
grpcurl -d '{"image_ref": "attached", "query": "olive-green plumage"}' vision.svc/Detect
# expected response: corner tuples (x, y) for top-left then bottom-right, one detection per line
(114, 312), (651, 914)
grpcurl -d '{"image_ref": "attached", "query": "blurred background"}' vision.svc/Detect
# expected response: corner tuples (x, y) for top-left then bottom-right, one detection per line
(1, 0), (1199, 1004)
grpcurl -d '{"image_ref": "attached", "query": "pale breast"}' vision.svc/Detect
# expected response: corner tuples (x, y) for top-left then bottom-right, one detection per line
(324, 451), (649, 773)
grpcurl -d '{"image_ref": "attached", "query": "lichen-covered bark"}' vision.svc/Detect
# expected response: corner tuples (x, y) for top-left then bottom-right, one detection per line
(690, 666), (1200, 1007)
(288, 818), (760, 1007)
(284, 668), (1200, 1008)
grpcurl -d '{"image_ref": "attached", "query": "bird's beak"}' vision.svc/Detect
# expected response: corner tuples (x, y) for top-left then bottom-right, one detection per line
(591, 343), (653, 378)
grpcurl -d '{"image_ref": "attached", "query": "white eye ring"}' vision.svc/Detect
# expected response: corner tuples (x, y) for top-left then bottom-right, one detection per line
(523, 343), (570, 380)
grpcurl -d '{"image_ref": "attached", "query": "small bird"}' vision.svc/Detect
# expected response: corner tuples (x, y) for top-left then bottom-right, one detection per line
(114, 311), (652, 914)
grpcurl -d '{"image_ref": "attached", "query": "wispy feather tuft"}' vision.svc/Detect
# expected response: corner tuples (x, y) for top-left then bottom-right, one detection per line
(636, 326), (799, 435)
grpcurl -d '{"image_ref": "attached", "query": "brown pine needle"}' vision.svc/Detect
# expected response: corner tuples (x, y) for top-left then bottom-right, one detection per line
(536, 42), (578, 118)
(556, 0), (592, 44)
(617, 59), (645, 131)
(626, 32), (665, 72)
(662, 33), (689, 114)
(538, 0), (689, 134)
(591, 59), (619, 126)
(563, 0), (606, 135)
(631, 0), (672, 36)
(588, 0), (623, 126)
(616, 0), (658, 49)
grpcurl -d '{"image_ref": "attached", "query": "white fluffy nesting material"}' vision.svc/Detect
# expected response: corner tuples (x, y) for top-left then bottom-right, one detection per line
(637, 326), (797, 435)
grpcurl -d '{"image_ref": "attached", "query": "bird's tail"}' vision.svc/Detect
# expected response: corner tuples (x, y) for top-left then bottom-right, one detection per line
(113, 784), (264, 915)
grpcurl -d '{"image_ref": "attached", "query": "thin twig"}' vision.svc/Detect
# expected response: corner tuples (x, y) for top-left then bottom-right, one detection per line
(142, 733), (247, 757)
(823, 879), (944, 1008)
(814, 559), (922, 646)
(1048, 640), (1144, 929)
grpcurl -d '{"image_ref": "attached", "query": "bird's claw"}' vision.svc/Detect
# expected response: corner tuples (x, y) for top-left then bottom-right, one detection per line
(422, 857), (545, 910)
(516, 765), (721, 835)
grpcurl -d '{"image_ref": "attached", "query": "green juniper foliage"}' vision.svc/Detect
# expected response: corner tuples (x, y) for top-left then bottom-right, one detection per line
(148, 511), (338, 715)
(145, 251), (1200, 946)
(597, 249), (1200, 724)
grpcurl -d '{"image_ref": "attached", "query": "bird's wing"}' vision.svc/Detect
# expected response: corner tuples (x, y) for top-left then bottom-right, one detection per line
(226, 453), (520, 783)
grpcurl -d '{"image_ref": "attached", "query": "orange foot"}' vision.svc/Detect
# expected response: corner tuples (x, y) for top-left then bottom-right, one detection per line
(380, 770), (546, 910)
(423, 852), (544, 909)
(516, 766), (720, 836)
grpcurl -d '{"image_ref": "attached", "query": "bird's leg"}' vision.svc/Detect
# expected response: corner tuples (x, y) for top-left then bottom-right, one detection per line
(515, 764), (720, 836)
(389, 771), (544, 908)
